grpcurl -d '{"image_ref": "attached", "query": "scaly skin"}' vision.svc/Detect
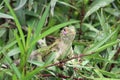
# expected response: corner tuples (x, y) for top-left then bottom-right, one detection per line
(30, 26), (76, 62)
(55, 26), (76, 60)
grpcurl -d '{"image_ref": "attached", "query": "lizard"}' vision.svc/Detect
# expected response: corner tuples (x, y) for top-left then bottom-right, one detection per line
(30, 26), (76, 62)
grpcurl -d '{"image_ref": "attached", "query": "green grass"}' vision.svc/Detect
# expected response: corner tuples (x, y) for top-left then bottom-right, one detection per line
(0, 0), (120, 80)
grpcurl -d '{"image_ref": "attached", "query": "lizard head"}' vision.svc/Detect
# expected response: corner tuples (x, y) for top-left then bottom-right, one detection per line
(60, 26), (76, 44)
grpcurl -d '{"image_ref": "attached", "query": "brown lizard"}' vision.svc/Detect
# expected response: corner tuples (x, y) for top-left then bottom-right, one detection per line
(54, 26), (76, 60)
(30, 26), (76, 62)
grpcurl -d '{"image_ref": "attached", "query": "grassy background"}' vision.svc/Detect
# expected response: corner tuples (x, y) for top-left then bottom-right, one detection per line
(0, 0), (120, 80)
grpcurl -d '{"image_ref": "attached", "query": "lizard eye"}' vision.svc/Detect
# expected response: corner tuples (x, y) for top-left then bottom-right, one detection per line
(63, 28), (66, 31)
(62, 28), (67, 35)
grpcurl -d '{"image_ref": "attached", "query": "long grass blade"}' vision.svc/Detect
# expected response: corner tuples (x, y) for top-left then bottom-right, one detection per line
(4, 0), (25, 47)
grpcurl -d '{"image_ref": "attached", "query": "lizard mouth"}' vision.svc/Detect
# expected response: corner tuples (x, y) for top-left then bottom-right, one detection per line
(63, 29), (67, 35)
(62, 27), (68, 35)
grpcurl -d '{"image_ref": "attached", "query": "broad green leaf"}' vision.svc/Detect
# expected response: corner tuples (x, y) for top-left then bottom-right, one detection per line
(50, 0), (58, 16)
(97, 9), (110, 36)
(94, 69), (104, 78)
(74, 45), (84, 54)
(83, 23), (99, 33)
(28, 60), (45, 66)
(84, 0), (114, 20)
(98, 69), (117, 78)
(85, 27), (119, 54)
(7, 48), (20, 57)
(0, 1), (4, 9)
(0, 13), (13, 19)
(14, 0), (27, 10)
(104, 8), (120, 17)
(58, 1), (78, 10)
(95, 40), (120, 53)
(25, 10), (39, 17)
(0, 40), (17, 54)
(0, 28), (6, 37)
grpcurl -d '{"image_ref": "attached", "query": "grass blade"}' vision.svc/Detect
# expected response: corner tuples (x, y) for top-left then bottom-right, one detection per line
(35, 4), (50, 37)
(85, 27), (119, 54)
(2, 51), (21, 79)
(84, 0), (114, 20)
(4, 0), (25, 47)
